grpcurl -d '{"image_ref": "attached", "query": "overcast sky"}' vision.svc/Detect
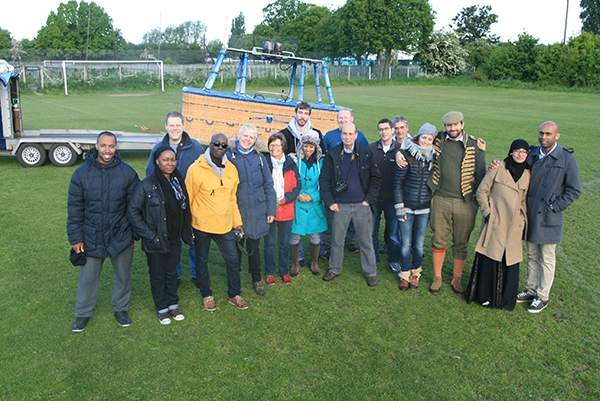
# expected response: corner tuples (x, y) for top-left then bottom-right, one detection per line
(1, 0), (583, 46)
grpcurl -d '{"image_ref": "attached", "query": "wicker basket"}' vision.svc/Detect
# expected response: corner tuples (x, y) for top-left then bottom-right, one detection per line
(181, 89), (340, 148)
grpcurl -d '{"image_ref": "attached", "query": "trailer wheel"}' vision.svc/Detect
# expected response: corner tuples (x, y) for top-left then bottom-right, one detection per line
(17, 143), (47, 167)
(49, 144), (77, 167)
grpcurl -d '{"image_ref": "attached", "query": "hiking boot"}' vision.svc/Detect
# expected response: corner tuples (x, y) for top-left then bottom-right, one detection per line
(168, 308), (185, 321)
(114, 311), (131, 327)
(253, 281), (266, 296)
(517, 291), (535, 303)
(409, 267), (422, 289)
(266, 274), (276, 285)
(528, 298), (548, 314)
(399, 279), (410, 291)
(203, 296), (216, 311)
(367, 276), (378, 287)
(322, 271), (339, 282)
(451, 277), (464, 294)
(158, 311), (171, 325)
(72, 317), (90, 333)
(429, 276), (442, 294)
(229, 295), (249, 310)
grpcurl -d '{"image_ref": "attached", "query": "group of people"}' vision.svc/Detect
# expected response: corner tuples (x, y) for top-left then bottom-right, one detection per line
(67, 105), (581, 332)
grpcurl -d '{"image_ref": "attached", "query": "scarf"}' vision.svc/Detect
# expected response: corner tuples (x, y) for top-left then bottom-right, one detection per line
(236, 141), (254, 155)
(271, 155), (286, 202)
(403, 139), (434, 170)
(153, 165), (191, 242)
(287, 117), (313, 154)
(504, 156), (527, 182)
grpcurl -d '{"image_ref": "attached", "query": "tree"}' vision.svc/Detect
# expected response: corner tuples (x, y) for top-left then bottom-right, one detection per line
(418, 31), (468, 76)
(451, 5), (499, 44)
(0, 27), (11, 49)
(338, 0), (434, 74)
(35, 1), (127, 59)
(580, 0), (600, 34)
(262, 0), (311, 32)
(206, 39), (224, 61)
(143, 21), (206, 49)
(482, 33), (539, 81)
(228, 12), (246, 48)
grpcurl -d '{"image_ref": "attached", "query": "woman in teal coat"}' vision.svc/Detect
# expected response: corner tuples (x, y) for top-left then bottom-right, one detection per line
(290, 130), (328, 276)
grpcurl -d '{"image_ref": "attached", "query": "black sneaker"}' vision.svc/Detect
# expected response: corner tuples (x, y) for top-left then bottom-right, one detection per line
(72, 317), (90, 333)
(516, 291), (535, 303)
(114, 311), (131, 327)
(528, 298), (548, 314)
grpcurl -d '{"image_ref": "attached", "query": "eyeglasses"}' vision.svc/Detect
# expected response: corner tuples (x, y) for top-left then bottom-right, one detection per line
(512, 149), (528, 155)
(211, 142), (228, 149)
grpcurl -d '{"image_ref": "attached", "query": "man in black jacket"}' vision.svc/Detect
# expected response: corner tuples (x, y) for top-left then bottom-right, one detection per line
(320, 122), (381, 286)
(369, 118), (402, 269)
(67, 132), (140, 332)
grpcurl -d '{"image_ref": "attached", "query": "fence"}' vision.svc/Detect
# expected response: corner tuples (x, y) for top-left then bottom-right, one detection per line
(15, 61), (422, 89)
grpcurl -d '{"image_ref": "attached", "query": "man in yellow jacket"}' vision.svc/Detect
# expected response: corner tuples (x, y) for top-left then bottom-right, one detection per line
(186, 133), (248, 311)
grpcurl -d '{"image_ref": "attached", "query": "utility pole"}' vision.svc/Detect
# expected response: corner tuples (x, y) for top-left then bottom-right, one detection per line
(563, 0), (569, 44)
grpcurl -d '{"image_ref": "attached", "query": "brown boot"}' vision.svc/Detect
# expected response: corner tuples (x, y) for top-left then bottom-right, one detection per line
(451, 259), (465, 294)
(409, 266), (422, 289)
(309, 243), (321, 275)
(430, 248), (446, 294)
(290, 243), (300, 277)
(398, 270), (410, 291)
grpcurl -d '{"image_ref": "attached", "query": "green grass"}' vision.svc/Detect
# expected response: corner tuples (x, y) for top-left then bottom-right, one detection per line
(2, 83), (599, 400)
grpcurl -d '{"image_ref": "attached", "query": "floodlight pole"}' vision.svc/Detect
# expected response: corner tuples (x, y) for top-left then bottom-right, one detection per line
(563, 0), (569, 44)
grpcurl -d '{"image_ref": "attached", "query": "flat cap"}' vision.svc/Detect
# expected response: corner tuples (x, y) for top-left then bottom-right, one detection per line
(442, 111), (464, 125)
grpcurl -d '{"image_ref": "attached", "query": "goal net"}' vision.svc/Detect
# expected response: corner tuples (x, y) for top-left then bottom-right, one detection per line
(42, 60), (164, 95)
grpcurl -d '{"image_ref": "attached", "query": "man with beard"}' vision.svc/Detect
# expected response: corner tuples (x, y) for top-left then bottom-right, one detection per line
(278, 101), (324, 155)
(428, 111), (486, 295)
(67, 132), (140, 332)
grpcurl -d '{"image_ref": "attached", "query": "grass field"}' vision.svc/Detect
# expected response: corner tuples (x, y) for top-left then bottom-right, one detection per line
(1, 83), (599, 400)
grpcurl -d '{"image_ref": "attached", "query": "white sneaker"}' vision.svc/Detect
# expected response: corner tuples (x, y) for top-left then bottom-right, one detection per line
(158, 311), (171, 325)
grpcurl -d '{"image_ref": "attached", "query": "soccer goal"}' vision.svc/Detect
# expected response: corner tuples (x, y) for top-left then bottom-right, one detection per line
(42, 60), (164, 96)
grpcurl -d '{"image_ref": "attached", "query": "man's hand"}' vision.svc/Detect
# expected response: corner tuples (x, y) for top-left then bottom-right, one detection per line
(72, 242), (84, 253)
(235, 226), (244, 236)
(488, 159), (501, 170)
(329, 203), (339, 213)
(396, 152), (408, 168)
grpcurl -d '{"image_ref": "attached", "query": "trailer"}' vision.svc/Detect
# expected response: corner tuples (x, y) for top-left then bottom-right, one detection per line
(0, 60), (162, 167)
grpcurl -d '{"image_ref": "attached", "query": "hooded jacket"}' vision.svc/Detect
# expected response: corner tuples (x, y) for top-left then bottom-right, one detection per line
(145, 131), (204, 178)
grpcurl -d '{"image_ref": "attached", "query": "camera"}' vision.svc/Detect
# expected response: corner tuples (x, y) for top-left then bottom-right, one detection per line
(334, 180), (348, 195)
(233, 228), (244, 242)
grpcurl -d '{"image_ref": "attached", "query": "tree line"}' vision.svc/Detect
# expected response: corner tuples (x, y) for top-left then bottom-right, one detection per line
(1, 0), (600, 87)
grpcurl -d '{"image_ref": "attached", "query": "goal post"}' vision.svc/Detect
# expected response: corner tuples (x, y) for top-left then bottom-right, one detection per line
(45, 60), (164, 96)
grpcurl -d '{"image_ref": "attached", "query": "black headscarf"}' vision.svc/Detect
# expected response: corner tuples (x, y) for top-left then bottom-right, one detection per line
(153, 146), (191, 242)
(504, 139), (529, 183)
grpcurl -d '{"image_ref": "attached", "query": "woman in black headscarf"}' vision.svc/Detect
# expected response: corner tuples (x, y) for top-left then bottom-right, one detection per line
(128, 145), (193, 324)
(465, 139), (531, 311)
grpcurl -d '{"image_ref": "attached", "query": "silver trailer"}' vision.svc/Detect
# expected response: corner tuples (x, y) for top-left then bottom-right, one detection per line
(0, 60), (161, 167)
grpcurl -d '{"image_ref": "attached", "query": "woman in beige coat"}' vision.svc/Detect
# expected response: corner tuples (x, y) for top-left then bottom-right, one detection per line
(465, 139), (531, 310)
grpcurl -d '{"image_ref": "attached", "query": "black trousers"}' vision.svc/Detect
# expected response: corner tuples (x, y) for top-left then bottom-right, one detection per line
(146, 240), (181, 311)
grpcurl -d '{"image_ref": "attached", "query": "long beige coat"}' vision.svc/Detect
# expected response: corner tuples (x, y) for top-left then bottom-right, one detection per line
(475, 163), (530, 265)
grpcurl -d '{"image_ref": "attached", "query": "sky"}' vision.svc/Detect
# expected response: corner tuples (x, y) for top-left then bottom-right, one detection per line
(0, 0), (583, 46)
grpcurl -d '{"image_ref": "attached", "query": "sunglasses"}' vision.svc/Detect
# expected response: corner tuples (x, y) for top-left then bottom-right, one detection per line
(211, 141), (229, 149)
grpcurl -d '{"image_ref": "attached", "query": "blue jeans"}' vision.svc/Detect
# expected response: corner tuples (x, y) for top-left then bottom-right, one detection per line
(176, 244), (196, 280)
(372, 201), (400, 263)
(264, 220), (293, 276)
(399, 212), (430, 272)
(194, 229), (241, 299)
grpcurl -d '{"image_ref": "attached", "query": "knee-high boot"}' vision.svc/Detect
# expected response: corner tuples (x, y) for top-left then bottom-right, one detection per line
(430, 248), (446, 294)
(309, 243), (321, 275)
(290, 243), (300, 277)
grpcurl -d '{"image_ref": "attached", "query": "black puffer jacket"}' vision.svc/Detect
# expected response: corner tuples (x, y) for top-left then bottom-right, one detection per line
(67, 148), (139, 258)
(393, 151), (432, 211)
(127, 171), (194, 253)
